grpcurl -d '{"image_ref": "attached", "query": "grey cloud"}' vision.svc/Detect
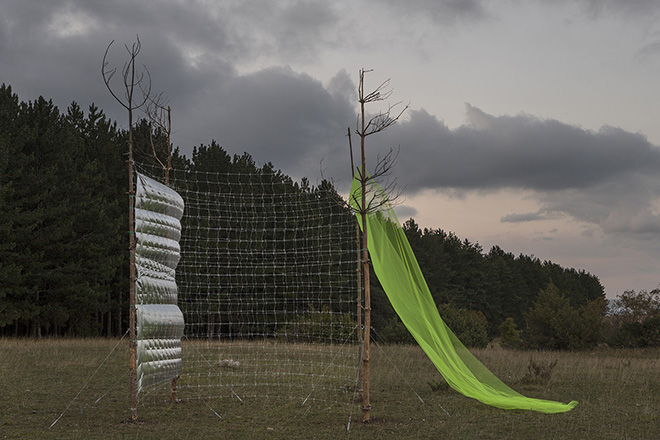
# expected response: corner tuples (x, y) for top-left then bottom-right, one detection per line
(534, 0), (660, 18)
(0, 0), (356, 178)
(581, 228), (595, 238)
(394, 205), (419, 220)
(181, 66), (355, 181)
(0, 0), (355, 179)
(264, 1), (346, 62)
(581, 0), (660, 18)
(326, 69), (357, 104)
(367, 106), (660, 238)
(636, 40), (660, 61)
(538, 174), (660, 237)
(70, 0), (342, 63)
(377, 0), (660, 27)
(383, 106), (660, 193)
(379, 0), (489, 25)
(0, 0), (347, 123)
(501, 212), (550, 223)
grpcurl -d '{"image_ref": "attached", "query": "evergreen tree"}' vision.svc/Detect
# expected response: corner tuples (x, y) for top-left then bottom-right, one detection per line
(523, 283), (604, 350)
(498, 317), (522, 349)
(0, 85), (127, 336)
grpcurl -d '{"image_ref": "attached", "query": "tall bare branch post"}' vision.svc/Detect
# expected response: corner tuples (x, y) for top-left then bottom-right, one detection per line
(102, 36), (152, 422)
(351, 69), (408, 422)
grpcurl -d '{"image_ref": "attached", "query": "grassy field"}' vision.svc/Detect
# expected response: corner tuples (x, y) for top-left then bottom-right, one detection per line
(1, 338), (657, 439)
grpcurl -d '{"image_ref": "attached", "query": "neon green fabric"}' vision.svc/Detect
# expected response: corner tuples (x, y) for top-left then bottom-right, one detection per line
(350, 176), (577, 413)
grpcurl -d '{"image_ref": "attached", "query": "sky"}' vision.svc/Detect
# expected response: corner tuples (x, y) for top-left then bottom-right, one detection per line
(2, 0), (660, 299)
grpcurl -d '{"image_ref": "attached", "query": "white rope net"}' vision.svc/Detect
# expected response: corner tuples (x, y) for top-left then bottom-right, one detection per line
(136, 163), (359, 409)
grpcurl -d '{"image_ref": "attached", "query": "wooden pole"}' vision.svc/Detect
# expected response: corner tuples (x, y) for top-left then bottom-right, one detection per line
(348, 127), (364, 399)
(101, 38), (147, 421)
(356, 223), (364, 399)
(359, 69), (372, 422)
(165, 105), (172, 185)
(171, 376), (179, 403)
(126, 50), (139, 422)
(360, 206), (371, 422)
(162, 109), (177, 403)
(128, 101), (138, 422)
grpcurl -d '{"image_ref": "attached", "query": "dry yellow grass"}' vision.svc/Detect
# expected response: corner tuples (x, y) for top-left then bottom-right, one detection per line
(1, 338), (657, 439)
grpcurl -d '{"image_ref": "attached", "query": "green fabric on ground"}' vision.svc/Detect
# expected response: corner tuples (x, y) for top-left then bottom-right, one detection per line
(350, 176), (577, 413)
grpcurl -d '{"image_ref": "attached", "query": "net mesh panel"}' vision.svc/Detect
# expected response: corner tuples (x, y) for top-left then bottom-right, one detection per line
(137, 163), (358, 406)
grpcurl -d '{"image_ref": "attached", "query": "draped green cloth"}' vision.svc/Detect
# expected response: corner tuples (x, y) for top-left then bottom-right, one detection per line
(350, 176), (577, 413)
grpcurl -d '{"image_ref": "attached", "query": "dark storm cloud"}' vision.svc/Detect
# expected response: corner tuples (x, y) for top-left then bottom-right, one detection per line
(0, 0), (354, 178)
(382, 105), (660, 193)
(366, 105), (660, 237)
(0, 0), (345, 109)
(185, 66), (355, 179)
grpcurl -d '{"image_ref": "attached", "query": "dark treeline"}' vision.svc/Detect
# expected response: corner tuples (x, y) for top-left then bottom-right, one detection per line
(401, 219), (604, 333)
(1, 84), (608, 344)
(1, 84), (127, 336)
(369, 219), (607, 348)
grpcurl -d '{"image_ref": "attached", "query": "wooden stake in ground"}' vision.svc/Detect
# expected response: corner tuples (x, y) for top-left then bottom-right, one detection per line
(102, 35), (152, 422)
(348, 128), (365, 399)
(350, 69), (408, 422)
